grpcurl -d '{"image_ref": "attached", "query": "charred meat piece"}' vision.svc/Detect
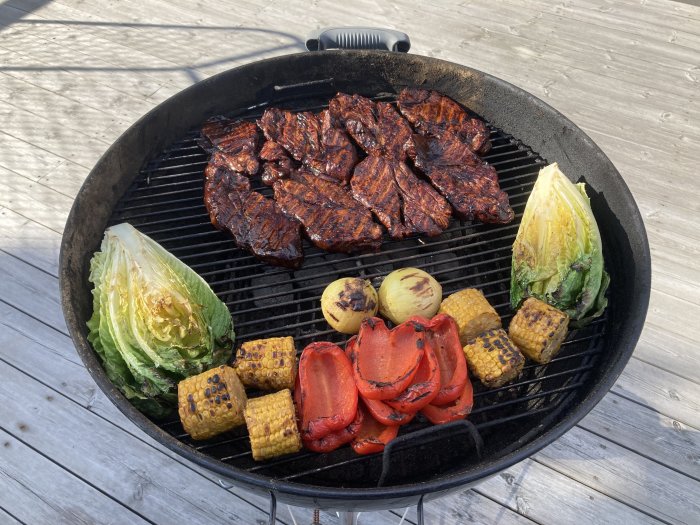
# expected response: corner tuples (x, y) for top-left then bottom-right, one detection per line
(201, 118), (261, 174)
(319, 110), (358, 184)
(412, 133), (513, 224)
(258, 108), (357, 184)
(398, 88), (491, 154)
(204, 152), (303, 268)
(260, 140), (295, 186)
(329, 93), (413, 160)
(352, 156), (451, 238)
(273, 170), (383, 253)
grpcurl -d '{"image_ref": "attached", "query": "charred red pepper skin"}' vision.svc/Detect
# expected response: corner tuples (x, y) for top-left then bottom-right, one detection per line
(353, 317), (424, 400)
(351, 401), (400, 455)
(385, 336), (441, 412)
(303, 405), (364, 453)
(362, 394), (416, 426)
(408, 314), (468, 405)
(297, 341), (358, 440)
(420, 375), (474, 425)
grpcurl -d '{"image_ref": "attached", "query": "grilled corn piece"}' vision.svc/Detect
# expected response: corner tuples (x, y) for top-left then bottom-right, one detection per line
(244, 389), (302, 461)
(509, 297), (569, 364)
(178, 365), (247, 440)
(439, 288), (502, 345)
(233, 336), (297, 391)
(462, 329), (525, 388)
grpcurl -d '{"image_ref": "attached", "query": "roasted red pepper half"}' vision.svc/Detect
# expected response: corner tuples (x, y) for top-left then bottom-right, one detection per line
(296, 341), (358, 440)
(408, 314), (468, 405)
(303, 406), (364, 453)
(420, 375), (474, 425)
(351, 401), (400, 455)
(353, 317), (424, 400)
(385, 336), (440, 413)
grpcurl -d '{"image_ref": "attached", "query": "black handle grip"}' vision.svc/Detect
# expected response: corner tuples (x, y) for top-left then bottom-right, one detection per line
(306, 27), (410, 52)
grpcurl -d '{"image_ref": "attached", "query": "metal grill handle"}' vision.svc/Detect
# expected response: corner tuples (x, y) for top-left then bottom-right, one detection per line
(306, 27), (410, 52)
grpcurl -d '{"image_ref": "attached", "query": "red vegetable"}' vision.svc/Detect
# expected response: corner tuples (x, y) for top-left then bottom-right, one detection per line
(408, 314), (468, 405)
(420, 376), (474, 425)
(353, 317), (424, 400)
(351, 401), (400, 455)
(304, 407), (364, 453)
(296, 341), (358, 440)
(385, 338), (440, 413)
(362, 394), (416, 426)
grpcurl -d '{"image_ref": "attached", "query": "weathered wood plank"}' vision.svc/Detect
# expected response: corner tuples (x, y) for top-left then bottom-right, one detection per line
(477, 456), (661, 524)
(579, 393), (700, 481)
(0, 206), (59, 276)
(0, 428), (151, 525)
(537, 426), (700, 524)
(0, 507), (25, 525)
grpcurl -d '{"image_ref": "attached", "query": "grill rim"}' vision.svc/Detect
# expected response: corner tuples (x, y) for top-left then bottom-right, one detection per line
(59, 50), (651, 511)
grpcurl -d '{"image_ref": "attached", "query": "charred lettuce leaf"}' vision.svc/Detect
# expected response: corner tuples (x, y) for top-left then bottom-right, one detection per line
(87, 223), (233, 418)
(510, 163), (609, 325)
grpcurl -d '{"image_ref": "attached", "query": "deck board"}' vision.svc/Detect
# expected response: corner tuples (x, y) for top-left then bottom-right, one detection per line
(0, 0), (698, 523)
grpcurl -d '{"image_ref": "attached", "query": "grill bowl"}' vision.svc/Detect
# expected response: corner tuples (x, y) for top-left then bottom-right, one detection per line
(60, 50), (650, 511)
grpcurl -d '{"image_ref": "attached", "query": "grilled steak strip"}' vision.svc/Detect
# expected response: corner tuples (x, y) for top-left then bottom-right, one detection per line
(258, 108), (357, 184)
(204, 152), (304, 268)
(273, 170), (383, 253)
(201, 117), (261, 174)
(412, 133), (513, 224)
(259, 140), (295, 186)
(352, 156), (451, 238)
(328, 93), (413, 160)
(398, 88), (491, 154)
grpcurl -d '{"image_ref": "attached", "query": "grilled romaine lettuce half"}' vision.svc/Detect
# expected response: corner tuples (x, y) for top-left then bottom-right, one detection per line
(87, 223), (234, 418)
(510, 163), (610, 325)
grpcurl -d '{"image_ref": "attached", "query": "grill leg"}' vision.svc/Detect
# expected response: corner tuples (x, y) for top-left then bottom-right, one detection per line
(337, 511), (359, 525)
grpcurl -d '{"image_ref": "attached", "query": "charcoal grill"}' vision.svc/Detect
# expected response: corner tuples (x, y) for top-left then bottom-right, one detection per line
(59, 29), (650, 522)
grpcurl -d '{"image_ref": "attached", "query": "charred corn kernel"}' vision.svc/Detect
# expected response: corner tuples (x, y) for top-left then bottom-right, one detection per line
(178, 365), (247, 440)
(463, 329), (525, 388)
(233, 336), (297, 391)
(244, 389), (302, 461)
(509, 297), (569, 364)
(439, 288), (502, 345)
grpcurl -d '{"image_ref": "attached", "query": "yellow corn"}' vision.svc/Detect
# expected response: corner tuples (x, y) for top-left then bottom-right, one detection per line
(233, 336), (297, 391)
(439, 288), (502, 345)
(509, 297), (569, 364)
(177, 365), (247, 440)
(462, 329), (525, 388)
(244, 389), (302, 461)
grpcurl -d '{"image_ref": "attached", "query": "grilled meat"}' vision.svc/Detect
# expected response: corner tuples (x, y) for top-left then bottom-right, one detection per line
(201, 117), (261, 174)
(329, 93), (413, 160)
(412, 133), (513, 224)
(260, 140), (295, 186)
(258, 108), (357, 184)
(273, 170), (383, 253)
(204, 152), (303, 268)
(398, 88), (491, 154)
(352, 156), (451, 238)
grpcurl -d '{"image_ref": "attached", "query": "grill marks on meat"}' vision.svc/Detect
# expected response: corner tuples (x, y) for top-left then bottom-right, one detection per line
(398, 88), (491, 154)
(273, 170), (382, 253)
(258, 108), (357, 184)
(351, 157), (451, 238)
(204, 152), (303, 268)
(329, 93), (413, 160)
(412, 133), (514, 224)
(201, 117), (261, 174)
(259, 140), (295, 186)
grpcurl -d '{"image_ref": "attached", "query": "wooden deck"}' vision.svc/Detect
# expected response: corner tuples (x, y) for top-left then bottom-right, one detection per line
(1, 0), (699, 523)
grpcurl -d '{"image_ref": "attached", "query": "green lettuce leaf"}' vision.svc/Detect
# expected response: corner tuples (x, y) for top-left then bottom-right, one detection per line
(510, 163), (609, 324)
(87, 223), (234, 418)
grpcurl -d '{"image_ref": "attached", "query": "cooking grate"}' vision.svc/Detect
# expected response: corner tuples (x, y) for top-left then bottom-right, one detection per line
(107, 94), (608, 488)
